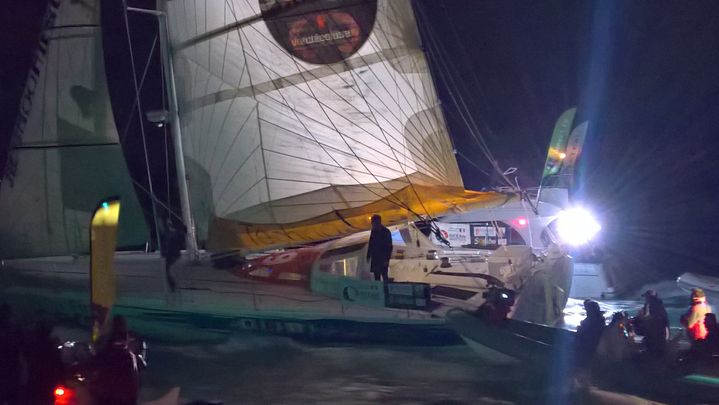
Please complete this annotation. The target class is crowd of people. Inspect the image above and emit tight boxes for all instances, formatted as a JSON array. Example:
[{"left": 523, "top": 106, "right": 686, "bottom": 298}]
[
  {"left": 576, "top": 288, "right": 719, "bottom": 369},
  {"left": 0, "top": 303, "right": 144, "bottom": 405}
]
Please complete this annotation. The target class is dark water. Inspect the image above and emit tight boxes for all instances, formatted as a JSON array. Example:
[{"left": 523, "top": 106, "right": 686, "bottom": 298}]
[{"left": 55, "top": 281, "right": 695, "bottom": 404}]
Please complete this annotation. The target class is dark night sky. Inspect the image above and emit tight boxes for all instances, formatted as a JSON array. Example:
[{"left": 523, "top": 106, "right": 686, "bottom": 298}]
[
  {"left": 416, "top": 0, "right": 719, "bottom": 288},
  {"left": 1, "top": 1, "right": 719, "bottom": 290}
]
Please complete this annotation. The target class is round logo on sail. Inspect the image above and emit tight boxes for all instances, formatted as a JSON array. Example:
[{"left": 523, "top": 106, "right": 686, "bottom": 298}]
[{"left": 259, "top": 0, "right": 377, "bottom": 65}]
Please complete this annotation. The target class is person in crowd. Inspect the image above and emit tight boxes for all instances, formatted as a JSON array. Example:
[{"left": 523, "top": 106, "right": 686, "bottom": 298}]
[
  {"left": 699, "top": 313, "right": 719, "bottom": 356},
  {"left": 595, "top": 311, "right": 633, "bottom": 367},
  {"left": 0, "top": 303, "right": 23, "bottom": 404},
  {"left": 366, "top": 214, "right": 393, "bottom": 282},
  {"left": 680, "top": 288, "right": 712, "bottom": 344},
  {"left": 21, "top": 321, "right": 64, "bottom": 405},
  {"left": 634, "top": 290, "right": 670, "bottom": 358},
  {"left": 576, "top": 299, "right": 606, "bottom": 365},
  {"left": 91, "top": 316, "right": 142, "bottom": 405}
]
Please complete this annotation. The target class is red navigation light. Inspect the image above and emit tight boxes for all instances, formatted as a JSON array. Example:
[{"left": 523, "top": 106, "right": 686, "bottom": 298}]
[
  {"left": 316, "top": 15, "right": 326, "bottom": 29},
  {"left": 515, "top": 217, "right": 527, "bottom": 227},
  {"left": 54, "top": 385, "right": 75, "bottom": 405}
]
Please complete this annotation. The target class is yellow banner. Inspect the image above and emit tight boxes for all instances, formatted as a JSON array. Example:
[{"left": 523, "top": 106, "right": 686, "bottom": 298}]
[{"left": 90, "top": 198, "right": 120, "bottom": 342}]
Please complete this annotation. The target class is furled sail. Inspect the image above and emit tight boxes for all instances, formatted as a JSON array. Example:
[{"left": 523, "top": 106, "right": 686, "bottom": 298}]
[
  {"left": 165, "top": 0, "right": 508, "bottom": 252},
  {"left": 0, "top": 0, "right": 148, "bottom": 259}
]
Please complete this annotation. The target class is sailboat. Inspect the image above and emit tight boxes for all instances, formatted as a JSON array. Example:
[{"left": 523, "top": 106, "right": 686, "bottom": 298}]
[{"left": 0, "top": 0, "right": 585, "bottom": 344}]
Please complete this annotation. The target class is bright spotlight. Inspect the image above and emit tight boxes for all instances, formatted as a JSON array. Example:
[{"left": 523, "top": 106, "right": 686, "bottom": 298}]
[{"left": 556, "top": 207, "right": 601, "bottom": 246}]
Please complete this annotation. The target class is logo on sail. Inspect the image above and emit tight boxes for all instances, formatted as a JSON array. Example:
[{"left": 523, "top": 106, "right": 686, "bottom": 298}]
[{"left": 259, "top": 0, "right": 377, "bottom": 65}]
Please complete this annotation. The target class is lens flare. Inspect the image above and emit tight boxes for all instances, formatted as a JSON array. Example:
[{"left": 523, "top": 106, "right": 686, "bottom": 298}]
[{"left": 556, "top": 207, "right": 601, "bottom": 245}]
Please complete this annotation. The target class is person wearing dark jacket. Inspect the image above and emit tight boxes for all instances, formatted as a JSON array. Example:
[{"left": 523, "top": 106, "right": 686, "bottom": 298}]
[
  {"left": 634, "top": 290, "right": 669, "bottom": 358},
  {"left": 0, "top": 303, "right": 22, "bottom": 404},
  {"left": 160, "top": 218, "right": 185, "bottom": 292},
  {"left": 91, "top": 316, "right": 141, "bottom": 405},
  {"left": 366, "top": 214, "right": 393, "bottom": 282},
  {"left": 576, "top": 300, "right": 606, "bottom": 365},
  {"left": 21, "top": 321, "right": 64, "bottom": 405}
]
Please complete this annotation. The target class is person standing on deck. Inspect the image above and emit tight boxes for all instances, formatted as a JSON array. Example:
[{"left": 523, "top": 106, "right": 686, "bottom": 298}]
[
  {"left": 366, "top": 214, "right": 393, "bottom": 282},
  {"left": 160, "top": 217, "right": 185, "bottom": 293}
]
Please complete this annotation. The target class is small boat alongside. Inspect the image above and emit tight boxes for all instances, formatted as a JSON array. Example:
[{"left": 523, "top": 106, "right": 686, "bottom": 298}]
[{"left": 447, "top": 302, "right": 719, "bottom": 403}]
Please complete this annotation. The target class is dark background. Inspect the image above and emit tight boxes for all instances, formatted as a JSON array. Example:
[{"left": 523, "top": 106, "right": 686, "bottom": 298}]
[{"left": 2, "top": 0, "right": 718, "bottom": 291}]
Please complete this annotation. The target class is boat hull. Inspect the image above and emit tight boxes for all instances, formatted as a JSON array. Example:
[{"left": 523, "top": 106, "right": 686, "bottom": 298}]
[
  {"left": 445, "top": 309, "right": 575, "bottom": 365},
  {"left": 0, "top": 253, "right": 460, "bottom": 345}
]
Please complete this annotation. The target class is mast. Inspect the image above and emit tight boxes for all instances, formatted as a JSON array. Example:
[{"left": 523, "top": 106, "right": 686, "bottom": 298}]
[
  {"left": 158, "top": 9, "right": 199, "bottom": 261},
  {"left": 127, "top": 4, "right": 199, "bottom": 261}
]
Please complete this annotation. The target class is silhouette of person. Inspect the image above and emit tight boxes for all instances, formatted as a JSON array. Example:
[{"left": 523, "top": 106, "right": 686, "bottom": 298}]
[
  {"left": 160, "top": 217, "right": 185, "bottom": 292},
  {"left": 92, "top": 316, "right": 141, "bottom": 405},
  {"left": 366, "top": 214, "right": 392, "bottom": 282}
]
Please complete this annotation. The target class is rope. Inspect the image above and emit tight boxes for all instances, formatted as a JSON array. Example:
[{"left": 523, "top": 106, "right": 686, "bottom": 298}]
[{"left": 123, "top": 1, "right": 161, "bottom": 248}]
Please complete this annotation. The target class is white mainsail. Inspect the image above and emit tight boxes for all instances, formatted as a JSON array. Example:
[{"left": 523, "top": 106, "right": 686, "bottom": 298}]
[
  {"left": 0, "top": 0, "right": 148, "bottom": 259},
  {"left": 166, "top": 0, "right": 507, "bottom": 251}
]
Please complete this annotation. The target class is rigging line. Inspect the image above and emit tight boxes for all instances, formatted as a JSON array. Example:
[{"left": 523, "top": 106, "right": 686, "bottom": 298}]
[
  {"left": 12, "top": 142, "right": 120, "bottom": 150},
  {"left": 255, "top": 107, "right": 448, "bottom": 182},
  {"left": 196, "top": 70, "right": 220, "bottom": 167},
  {"left": 265, "top": 175, "right": 399, "bottom": 187},
  {"left": 261, "top": 148, "right": 403, "bottom": 183},
  {"left": 159, "top": 32, "right": 171, "bottom": 217},
  {"left": 224, "top": 54, "right": 447, "bottom": 181},
  {"left": 335, "top": 44, "right": 449, "bottom": 178},
  {"left": 440, "top": 26, "right": 499, "bottom": 170},
  {"left": 212, "top": 104, "right": 259, "bottom": 201},
  {"left": 174, "top": 54, "right": 446, "bottom": 178},
  {"left": 415, "top": 6, "right": 494, "bottom": 158},
  {"left": 197, "top": 55, "right": 445, "bottom": 182},
  {"left": 231, "top": 1, "right": 282, "bottom": 229},
  {"left": 222, "top": 13, "right": 444, "bottom": 171},
  {"left": 418, "top": 8, "right": 513, "bottom": 189},
  {"left": 223, "top": 3, "right": 451, "bottom": 225},
  {"left": 407, "top": 47, "right": 459, "bottom": 180},
  {"left": 283, "top": 48, "right": 425, "bottom": 219},
  {"left": 217, "top": 176, "right": 267, "bottom": 217},
  {"left": 128, "top": 174, "right": 183, "bottom": 223},
  {"left": 213, "top": 129, "right": 261, "bottom": 206},
  {"left": 186, "top": 66, "right": 201, "bottom": 157},
  {"left": 441, "top": 10, "right": 495, "bottom": 138},
  {"left": 243, "top": 78, "right": 445, "bottom": 179},
  {"left": 418, "top": 7, "right": 515, "bottom": 189},
  {"left": 228, "top": 55, "right": 423, "bottom": 167},
  {"left": 421, "top": 20, "right": 493, "bottom": 162},
  {"left": 123, "top": 1, "right": 161, "bottom": 247},
  {"left": 117, "top": 35, "right": 159, "bottom": 144},
  {"left": 188, "top": 70, "right": 212, "bottom": 163},
  {"left": 348, "top": 58, "right": 436, "bottom": 221},
  {"left": 232, "top": 4, "right": 418, "bottom": 219},
  {"left": 202, "top": 16, "right": 234, "bottom": 168},
  {"left": 361, "top": 9, "right": 452, "bottom": 178},
  {"left": 456, "top": 150, "right": 492, "bottom": 178},
  {"left": 333, "top": 210, "right": 360, "bottom": 230},
  {"left": 371, "top": 4, "right": 438, "bottom": 116},
  {"left": 205, "top": 31, "right": 249, "bottom": 174},
  {"left": 204, "top": 90, "right": 240, "bottom": 177}
]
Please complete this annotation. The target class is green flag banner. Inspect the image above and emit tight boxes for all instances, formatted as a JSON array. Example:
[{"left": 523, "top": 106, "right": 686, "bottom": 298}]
[{"left": 542, "top": 107, "right": 577, "bottom": 180}]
